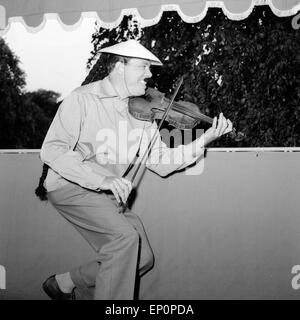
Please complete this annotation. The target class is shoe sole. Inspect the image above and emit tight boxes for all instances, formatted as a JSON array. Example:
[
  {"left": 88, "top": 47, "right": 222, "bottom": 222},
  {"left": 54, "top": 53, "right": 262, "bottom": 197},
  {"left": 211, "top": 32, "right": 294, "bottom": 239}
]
[
  {"left": 42, "top": 280, "right": 57, "bottom": 300},
  {"left": 42, "top": 279, "right": 75, "bottom": 300}
]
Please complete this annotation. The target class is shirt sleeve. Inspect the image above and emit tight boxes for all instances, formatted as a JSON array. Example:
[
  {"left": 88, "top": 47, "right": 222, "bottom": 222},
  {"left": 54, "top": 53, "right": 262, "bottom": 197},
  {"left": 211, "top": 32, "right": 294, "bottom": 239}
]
[
  {"left": 144, "top": 122, "right": 204, "bottom": 177},
  {"left": 40, "top": 92, "right": 112, "bottom": 190}
]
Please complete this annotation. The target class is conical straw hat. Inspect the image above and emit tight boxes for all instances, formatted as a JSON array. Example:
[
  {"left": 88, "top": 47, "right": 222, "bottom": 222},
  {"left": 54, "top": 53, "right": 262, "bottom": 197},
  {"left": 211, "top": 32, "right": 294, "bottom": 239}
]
[{"left": 99, "top": 40, "right": 163, "bottom": 66}]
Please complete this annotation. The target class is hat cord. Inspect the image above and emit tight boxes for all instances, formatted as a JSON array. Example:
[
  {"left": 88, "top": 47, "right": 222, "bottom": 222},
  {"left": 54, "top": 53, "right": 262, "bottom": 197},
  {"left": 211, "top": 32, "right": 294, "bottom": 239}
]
[
  {"left": 123, "top": 63, "right": 133, "bottom": 97},
  {"left": 108, "top": 59, "right": 132, "bottom": 99}
]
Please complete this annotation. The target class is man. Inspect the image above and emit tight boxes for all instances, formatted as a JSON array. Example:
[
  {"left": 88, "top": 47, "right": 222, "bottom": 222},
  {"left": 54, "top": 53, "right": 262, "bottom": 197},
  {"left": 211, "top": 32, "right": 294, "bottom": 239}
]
[{"left": 40, "top": 39, "right": 232, "bottom": 300}]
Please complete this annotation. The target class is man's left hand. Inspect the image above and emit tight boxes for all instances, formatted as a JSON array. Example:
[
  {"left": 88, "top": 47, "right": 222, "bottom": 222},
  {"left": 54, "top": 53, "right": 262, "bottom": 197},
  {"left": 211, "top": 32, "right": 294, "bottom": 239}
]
[{"left": 204, "top": 113, "right": 233, "bottom": 146}]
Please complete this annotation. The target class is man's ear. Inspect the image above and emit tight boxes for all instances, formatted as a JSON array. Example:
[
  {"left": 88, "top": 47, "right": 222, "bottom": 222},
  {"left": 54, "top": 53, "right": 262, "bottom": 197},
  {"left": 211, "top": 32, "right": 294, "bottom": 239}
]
[{"left": 114, "top": 61, "right": 125, "bottom": 74}]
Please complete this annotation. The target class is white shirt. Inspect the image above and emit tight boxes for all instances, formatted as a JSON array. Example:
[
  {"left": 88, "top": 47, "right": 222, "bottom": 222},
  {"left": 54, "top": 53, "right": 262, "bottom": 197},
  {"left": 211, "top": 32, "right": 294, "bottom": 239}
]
[{"left": 40, "top": 77, "right": 202, "bottom": 192}]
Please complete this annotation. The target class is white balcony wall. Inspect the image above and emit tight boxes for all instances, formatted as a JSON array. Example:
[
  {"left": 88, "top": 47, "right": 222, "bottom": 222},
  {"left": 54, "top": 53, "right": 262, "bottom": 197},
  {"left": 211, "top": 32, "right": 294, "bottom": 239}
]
[{"left": 0, "top": 149, "right": 299, "bottom": 299}]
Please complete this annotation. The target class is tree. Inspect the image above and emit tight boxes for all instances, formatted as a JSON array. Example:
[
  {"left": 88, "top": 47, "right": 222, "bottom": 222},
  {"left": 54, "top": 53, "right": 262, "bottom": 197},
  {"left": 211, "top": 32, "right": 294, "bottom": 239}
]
[
  {"left": 0, "top": 37, "right": 26, "bottom": 148},
  {"left": 18, "top": 90, "right": 60, "bottom": 148},
  {"left": 0, "top": 38, "right": 60, "bottom": 148},
  {"left": 84, "top": 6, "right": 300, "bottom": 147}
]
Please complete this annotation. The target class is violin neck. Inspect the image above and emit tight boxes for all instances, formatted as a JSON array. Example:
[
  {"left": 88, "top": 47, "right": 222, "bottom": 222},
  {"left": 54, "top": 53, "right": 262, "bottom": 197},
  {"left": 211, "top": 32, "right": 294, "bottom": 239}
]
[{"left": 172, "top": 101, "right": 213, "bottom": 125}]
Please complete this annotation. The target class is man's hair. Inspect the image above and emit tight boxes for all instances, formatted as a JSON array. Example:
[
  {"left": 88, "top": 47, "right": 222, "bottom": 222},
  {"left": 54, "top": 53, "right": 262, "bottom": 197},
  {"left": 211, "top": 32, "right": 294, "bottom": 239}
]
[
  {"left": 83, "top": 53, "right": 131, "bottom": 85},
  {"left": 104, "top": 54, "right": 130, "bottom": 74}
]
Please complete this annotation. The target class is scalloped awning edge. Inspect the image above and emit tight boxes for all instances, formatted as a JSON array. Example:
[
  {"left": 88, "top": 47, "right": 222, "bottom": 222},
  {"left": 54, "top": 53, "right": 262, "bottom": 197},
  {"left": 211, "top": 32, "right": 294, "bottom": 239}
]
[{"left": 1, "top": 1, "right": 300, "bottom": 35}]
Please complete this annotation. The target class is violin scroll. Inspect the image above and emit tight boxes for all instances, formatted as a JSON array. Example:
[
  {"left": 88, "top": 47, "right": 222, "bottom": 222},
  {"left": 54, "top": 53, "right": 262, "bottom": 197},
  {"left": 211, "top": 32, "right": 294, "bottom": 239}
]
[{"left": 228, "top": 128, "right": 246, "bottom": 142}]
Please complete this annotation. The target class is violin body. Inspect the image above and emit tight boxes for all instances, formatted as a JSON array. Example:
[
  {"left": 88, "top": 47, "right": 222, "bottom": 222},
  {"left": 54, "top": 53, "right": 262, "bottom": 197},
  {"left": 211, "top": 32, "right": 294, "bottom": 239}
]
[
  {"left": 129, "top": 88, "right": 206, "bottom": 130},
  {"left": 129, "top": 87, "right": 245, "bottom": 141}
]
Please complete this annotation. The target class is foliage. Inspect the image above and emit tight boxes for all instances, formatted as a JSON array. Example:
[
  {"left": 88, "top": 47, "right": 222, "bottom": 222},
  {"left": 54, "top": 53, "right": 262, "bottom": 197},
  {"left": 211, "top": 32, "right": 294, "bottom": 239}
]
[
  {"left": 0, "top": 38, "right": 60, "bottom": 148},
  {"left": 84, "top": 7, "right": 300, "bottom": 147},
  {"left": 0, "top": 38, "right": 26, "bottom": 147},
  {"left": 17, "top": 90, "right": 60, "bottom": 148}
]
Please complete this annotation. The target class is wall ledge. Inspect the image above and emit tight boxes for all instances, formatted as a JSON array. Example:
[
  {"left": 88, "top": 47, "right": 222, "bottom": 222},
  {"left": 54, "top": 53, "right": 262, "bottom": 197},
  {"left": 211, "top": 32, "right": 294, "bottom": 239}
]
[{"left": 0, "top": 147, "right": 300, "bottom": 154}]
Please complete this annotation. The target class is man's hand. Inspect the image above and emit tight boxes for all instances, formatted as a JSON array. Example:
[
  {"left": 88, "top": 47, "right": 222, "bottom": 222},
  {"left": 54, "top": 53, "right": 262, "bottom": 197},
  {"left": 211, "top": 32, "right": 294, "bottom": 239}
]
[
  {"left": 204, "top": 113, "right": 233, "bottom": 146},
  {"left": 100, "top": 177, "right": 132, "bottom": 205}
]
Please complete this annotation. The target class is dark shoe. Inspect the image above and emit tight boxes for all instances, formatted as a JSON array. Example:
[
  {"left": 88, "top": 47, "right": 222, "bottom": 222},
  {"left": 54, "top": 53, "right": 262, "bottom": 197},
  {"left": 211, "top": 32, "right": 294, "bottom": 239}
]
[{"left": 43, "top": 275, "right": 76, "bottom": 300}]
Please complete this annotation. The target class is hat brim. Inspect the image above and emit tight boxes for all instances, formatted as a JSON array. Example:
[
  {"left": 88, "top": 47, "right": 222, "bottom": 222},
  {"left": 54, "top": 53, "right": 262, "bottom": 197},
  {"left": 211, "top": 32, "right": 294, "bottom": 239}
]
[
  {"left": 99, "top": 40, "right": 163, "bottom": 66},
  {"left": 100, "top": 52, "right": 162, "bottom": 66}
]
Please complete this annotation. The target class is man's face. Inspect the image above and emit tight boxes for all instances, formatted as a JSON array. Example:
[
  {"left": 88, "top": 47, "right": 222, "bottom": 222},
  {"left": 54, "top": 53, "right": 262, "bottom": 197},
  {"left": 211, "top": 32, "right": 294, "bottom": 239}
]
[{"left": 124, "top": 58, "right": 152, "bottom": 96}]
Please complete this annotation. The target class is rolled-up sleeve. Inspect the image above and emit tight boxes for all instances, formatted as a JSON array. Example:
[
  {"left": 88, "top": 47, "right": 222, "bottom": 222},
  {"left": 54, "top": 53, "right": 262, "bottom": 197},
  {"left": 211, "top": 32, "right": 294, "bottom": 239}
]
[{"left": 40, "top": 93, "right": 109, "bottom": 190}]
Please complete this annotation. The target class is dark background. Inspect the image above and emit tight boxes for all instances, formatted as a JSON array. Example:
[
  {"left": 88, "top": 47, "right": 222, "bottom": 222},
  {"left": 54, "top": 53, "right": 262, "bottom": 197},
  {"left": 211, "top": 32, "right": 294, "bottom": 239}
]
[{"left": 0, "top": 6, "right": 299, "bottom": 149}]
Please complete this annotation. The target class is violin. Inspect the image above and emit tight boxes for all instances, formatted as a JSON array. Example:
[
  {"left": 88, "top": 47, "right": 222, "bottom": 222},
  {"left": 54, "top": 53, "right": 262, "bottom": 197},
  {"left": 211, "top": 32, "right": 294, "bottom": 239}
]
[
  {"left": 119, "top": 80, "right": 244, "bottom": 213},
  {"left": 129, "top": 87, "right": 245, "bottom": 141}
]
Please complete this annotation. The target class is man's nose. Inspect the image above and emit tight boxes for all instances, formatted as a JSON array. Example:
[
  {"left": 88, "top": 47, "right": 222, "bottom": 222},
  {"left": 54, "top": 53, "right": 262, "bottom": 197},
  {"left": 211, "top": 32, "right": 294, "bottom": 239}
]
[{"left": 145, "top": 66, "right": 152, "bottom": 78}]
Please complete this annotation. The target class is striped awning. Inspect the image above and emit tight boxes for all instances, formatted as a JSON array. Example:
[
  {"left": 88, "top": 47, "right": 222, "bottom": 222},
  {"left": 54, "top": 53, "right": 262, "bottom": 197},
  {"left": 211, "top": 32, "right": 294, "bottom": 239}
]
[{"left": 0, "top": 0, "right": 299, "bottom": 31}]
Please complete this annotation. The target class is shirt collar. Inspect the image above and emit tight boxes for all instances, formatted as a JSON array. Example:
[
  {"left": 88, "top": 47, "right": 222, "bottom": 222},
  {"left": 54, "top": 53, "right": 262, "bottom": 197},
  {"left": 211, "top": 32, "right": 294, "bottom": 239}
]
[
  {"left": 79, "top": 77, "right": 128, "bottom": 113},
  {"left": 102, "top": 77, "right": 129, "bottom": 113}
]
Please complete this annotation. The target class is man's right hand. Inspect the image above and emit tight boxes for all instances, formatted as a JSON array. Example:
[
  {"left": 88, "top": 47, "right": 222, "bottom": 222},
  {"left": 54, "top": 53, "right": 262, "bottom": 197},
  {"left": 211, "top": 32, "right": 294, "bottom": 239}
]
[{"left": 100, "top": 177, "right": 132, "bottom": 205}]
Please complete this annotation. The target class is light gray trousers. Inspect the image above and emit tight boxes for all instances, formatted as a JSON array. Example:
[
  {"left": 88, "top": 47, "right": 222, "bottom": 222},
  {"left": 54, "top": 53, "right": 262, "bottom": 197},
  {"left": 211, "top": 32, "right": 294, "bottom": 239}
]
[{"left": 47, "top": 182, "right": 154, "bottom": 300}]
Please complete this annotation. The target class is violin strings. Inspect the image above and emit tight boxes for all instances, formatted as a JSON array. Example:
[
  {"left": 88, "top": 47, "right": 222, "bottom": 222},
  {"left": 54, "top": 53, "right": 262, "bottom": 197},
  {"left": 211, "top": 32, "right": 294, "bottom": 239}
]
[
  {"left": 130, "top": 78, "right": 184, "bottom": 184},
  {"left": 119, "top": 78, "right": 184, "bottom": 213}
]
